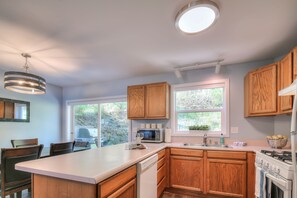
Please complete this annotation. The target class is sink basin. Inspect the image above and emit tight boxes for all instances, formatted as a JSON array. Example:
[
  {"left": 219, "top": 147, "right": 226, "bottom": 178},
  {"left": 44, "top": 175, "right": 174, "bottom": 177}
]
[{"left": 183, "top": 143, "right": 230, "bottom": 148}]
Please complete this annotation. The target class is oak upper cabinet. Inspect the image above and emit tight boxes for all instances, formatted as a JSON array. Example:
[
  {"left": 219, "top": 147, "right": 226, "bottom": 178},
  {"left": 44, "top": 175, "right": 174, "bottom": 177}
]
[
  {"left": 206, "top": 151, "right": 247, "bottom": 198},
  {"left": 127, "top": 85, "right": 145, "bottom": 119},
  {"left": 293, "top": 47, "right": 297, "bottom": 79},
  {"left": 127, "top": 82, "right": 170, "bottom": 119},
  {"left": 170, "top": 148, "right": 204, "bottom": 192},
  {"left": 244, "top": 63, "right": 278, "bottom": 117},
  {"left": 279, "top": 52, "right": 293, "bottom": 113}
]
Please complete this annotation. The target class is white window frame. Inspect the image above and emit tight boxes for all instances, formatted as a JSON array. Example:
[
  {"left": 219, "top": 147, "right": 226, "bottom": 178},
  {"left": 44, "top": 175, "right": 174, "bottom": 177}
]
[
  {"left": 171, "top": 79, "right": 230, "bottom": 137},
  {"left": 66, "top": 95, "right": 131, "bottom": 147}
]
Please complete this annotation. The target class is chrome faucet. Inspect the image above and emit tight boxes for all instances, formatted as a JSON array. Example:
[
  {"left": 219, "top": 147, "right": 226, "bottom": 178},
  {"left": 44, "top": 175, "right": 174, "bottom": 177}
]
[{"left": 203, "top": 133, "right": 207, "bottom": 146}]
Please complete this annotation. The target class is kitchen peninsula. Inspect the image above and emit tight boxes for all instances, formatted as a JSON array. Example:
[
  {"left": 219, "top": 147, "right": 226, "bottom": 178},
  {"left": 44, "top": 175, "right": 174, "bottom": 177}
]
[{"left": 16, "top": 143, "right": 261, "bottom": 198}]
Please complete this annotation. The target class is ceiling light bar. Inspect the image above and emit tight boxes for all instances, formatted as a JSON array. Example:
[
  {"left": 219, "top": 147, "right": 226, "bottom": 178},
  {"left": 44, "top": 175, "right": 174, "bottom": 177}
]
[{"left": 175, "top": 59, "right": 224, "bottom": 71}]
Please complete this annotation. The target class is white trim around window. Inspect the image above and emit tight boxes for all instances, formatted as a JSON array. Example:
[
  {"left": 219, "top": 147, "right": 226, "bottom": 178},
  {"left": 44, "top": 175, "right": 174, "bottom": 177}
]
[
  {"left": 171, "top": 79, "right": 230, "bottom": 137},
  {"left": 65, "top": 95, "right": 131, "bottom": 146}
]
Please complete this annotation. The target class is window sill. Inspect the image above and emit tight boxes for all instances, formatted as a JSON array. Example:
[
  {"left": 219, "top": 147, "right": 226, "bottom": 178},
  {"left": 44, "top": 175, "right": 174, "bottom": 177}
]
[{"left": 171, "top": 132, "right": 229, "bottom": 138}]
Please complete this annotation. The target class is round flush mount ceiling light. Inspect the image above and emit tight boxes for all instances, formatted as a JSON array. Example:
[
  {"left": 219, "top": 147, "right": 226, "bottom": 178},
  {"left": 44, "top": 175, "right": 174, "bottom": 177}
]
[{"left": 175, "top": 0, "right": 220, "bottom": 34}]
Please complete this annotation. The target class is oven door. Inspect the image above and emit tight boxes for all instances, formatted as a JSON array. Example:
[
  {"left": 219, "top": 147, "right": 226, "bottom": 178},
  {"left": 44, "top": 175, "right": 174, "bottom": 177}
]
[{"left": 266, "top": 173, "right": 292, "bottom": 198}]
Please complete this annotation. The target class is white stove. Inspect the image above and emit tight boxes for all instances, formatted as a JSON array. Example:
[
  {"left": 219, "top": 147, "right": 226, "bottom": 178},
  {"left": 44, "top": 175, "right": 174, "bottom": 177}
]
[{"left": 255, "top": 150, "right": 294, "bottom": 198}]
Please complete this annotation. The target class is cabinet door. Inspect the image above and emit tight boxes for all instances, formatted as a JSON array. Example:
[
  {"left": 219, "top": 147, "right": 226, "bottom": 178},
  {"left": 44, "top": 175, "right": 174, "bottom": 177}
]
[
  {"left": 170, "top": 155, "right": 203, "bottom": 192},
  {"left": 107, "top": 178, "right": 136, "bottom": 198},
  {"left": 246, "top": 63, "right": 277, "bottom": 115},
  {"left": 127, "top": 85, "right": 145, "bottom": 119},
  {"left": 293, "top": 47, "right": 297, "bottom": 79},
  {"left": 279, "top": 53, "right": 293, "bottom": 112},
  {"left": 247, "top": 153, "right": 256, "bottom": 198},
  {"left": 146, "top": 82, "right": 169, "bottom": 119},
  {"left": 206, "top": 159, "right": 246, "bottom": 198}
]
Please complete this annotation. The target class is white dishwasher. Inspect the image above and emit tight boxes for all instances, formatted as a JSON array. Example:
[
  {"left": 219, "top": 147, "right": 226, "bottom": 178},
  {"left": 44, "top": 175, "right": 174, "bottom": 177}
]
[{"left": 137, "top": 154, "right": 158, "bottom": 198}]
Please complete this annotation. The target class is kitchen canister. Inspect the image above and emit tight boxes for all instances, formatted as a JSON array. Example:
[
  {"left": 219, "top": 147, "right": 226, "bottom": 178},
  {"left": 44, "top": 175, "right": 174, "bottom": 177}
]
[
  {"left": 145, "top": 123, "right": 150, "bottom": 129},
  {"left": 165, "top": 128, "right": 172, "bottom": 143},
  {"left": 151, "top": 123, "right": 156, "bottom": 129},
  {"left": 140, "top": 123, "right": 145, "bottom": 129},
  {"left": 157, "top": 123, "right": 162, "bottom": 129}
]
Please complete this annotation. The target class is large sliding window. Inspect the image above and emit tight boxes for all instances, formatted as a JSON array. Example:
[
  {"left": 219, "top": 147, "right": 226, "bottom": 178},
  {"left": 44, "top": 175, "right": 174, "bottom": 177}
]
[{"left": 67, "top": 96, "right": 130, "bottom": 147}]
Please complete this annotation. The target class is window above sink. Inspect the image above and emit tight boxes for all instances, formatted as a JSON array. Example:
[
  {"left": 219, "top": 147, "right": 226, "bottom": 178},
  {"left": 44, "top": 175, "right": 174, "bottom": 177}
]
[{"left": 171, "top": 79, "right": 229, "bottom": 137}]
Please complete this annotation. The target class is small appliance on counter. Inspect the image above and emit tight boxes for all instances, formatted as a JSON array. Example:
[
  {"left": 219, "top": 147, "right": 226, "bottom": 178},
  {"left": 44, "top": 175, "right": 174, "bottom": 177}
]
[{"left": 136, "top": 129, "right": 164, "bottom": 143}]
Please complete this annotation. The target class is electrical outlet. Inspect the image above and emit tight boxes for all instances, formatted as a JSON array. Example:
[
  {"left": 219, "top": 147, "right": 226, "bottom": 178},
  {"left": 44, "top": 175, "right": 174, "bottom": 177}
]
[{"left": 231, "top": 127, "right": 239, "bottom": 134}]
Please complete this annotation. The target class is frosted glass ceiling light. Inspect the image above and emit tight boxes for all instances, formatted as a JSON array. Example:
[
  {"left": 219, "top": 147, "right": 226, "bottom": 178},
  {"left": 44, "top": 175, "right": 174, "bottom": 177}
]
[{"left": 176, "top": 0, "right": 219, "bottom": 34}]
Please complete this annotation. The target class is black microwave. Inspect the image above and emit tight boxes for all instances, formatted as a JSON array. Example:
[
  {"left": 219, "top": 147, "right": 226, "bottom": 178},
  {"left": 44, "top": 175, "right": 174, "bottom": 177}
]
[{"left": 136, "top": 129, "right": 164, "bottom": 143}]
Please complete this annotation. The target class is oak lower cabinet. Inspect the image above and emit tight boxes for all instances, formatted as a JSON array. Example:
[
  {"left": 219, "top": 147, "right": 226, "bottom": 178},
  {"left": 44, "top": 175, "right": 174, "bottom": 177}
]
[
  {"left": 170, "top": 148, "right": 204, "bottom": 192},
  {"left": 98, "top": 165, "right": 137, "bottom": 198},
  {"left": 127, "top": 82, "right": 170, "bottom": 120},
  {"left": 206, "top": 151, "right": 247, "bottom": 198},
  {"left": 157, "top": 149, "right": 168, "bottom": 197},
  {"left": 244, "top": 63, "right": 278, "bottom": 117}
]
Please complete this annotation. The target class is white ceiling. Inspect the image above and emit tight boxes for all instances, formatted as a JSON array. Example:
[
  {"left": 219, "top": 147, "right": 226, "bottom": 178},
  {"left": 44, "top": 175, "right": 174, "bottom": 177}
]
[{"left": 0, "top": 0, "right": 297, "bottom": 87}]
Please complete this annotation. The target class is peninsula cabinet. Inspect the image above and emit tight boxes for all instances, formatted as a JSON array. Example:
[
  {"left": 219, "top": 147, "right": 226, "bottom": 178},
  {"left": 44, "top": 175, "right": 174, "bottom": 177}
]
[
  {"left": 244, "top": 63, "right": 278, "bottom": 117},
  {"left": 170, "top": 148, "right": 204, "bottom": 192},
  {"left": 98, "top": 165, "right": 137, "bottom": 198},
  {"left": 205, "top": 151, "right": 247, "bottom": 197},
  {"left": 127, "top": 82, "right": 170, "bottom": 120}
]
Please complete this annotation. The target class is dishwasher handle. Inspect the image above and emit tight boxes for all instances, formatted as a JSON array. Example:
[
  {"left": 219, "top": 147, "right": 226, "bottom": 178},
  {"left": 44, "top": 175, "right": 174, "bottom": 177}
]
[{"left": 138, "top": 154, "right": 158, "bottom": 173}]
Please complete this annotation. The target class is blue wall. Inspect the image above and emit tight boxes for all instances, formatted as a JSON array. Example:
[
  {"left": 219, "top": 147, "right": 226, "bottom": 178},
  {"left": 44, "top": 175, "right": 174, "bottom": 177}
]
[
  {"left": 63, "top": 59, "right": 278, "bottom": 141},
  {"left": 0, "top": 69, "right": 63, "bottom": 148}
]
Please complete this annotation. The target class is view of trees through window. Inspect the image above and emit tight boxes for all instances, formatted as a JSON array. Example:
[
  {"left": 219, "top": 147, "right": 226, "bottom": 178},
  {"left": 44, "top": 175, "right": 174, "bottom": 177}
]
[
  {"left": 73, "top": 101, "right": 128, "bottom": 147},
  {"left": 100, "top": 102, "right": 128, "bottom": 146},
  {"left": 175, "top": 87, "right": 224, "bottom": 132}
]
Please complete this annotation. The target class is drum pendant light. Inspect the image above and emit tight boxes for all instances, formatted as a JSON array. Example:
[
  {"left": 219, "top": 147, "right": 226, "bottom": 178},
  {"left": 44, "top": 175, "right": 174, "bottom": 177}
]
[{"left": 4, "top": 53, "right": 46, "bottom": 95}]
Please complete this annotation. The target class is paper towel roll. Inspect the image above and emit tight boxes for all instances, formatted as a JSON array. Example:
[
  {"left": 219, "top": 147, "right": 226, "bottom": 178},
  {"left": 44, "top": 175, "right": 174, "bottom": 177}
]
[{"left": 165, "top": 128, "right": 172, "bottom": 143}]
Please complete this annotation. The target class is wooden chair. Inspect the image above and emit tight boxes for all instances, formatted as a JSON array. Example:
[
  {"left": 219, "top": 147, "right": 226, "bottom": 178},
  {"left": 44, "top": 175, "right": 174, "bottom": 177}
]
[
  {"left": 1, "top": 145, "right": 43, "bottom": 198},
  {"left": 74, "top": 141, "right": 91, "bottom": 149},
  {"left": 49, "top": 141, "right": 75, "bottom": 156},
  {"left": 11, "top": 138, "right": 38, "bottom": 148}
]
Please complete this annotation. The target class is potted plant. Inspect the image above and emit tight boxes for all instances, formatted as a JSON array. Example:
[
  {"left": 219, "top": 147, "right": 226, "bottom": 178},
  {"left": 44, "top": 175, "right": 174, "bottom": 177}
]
[{"left": 188, "top": 125, "right": 210, "bottom": 131}]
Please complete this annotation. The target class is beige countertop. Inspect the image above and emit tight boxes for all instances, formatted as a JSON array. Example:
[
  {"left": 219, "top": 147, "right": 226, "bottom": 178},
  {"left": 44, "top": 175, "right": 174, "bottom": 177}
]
[{"left": 15, "top": 142, "right": 284, "bottom": 184}]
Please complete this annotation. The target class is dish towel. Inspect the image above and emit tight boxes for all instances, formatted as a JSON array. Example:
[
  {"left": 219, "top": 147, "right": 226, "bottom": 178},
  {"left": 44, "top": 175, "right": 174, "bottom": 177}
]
[
  {"left": 259, "top": 169, "right": 267, "bottom": 198},
  {"left": 255, "top": 166, "right": 261, "bottom": 197}
]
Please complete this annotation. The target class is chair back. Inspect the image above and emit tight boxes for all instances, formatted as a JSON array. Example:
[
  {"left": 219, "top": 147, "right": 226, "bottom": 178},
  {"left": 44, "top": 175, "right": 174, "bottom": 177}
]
[
  {"left": 1, "top": 145, "right": 43, "bottom": 197},
  {"left": 11, "top": 138, "right": 38, "bottom": 148},
  {"left": 74, "top": 141, "right": 90, "bottom": 149},
  {"left": 50, "top": 141, "right": 75, "bottom": 156}
]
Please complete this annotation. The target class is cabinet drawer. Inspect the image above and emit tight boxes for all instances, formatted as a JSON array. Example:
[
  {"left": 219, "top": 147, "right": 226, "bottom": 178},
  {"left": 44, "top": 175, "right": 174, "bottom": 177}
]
[
  {"left": 157, "top": 156, "right": 165, "bottom": 170},
  {"left": 157, "top": 176, "right": 166, "bottom": 198},
  {"left": 171, "top": 148, "right": 203, "bottom": 157},
  {"left": 98, "top": 165, "right": 136, "bottom": 197},
  {"left": 158, "top": 149, "right": 165, "bottom": 159},
  {"left": 207, "top": 151, "right": 246, "bottom": 160},
  {"left": 157, "top": 164, "right": 166, "bottom": 184}
]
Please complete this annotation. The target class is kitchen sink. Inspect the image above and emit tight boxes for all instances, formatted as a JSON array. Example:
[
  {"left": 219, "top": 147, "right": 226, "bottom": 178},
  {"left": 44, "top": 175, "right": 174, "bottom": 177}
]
[{"left": 183, "top": 143, "right": 230, "bottom": 148}]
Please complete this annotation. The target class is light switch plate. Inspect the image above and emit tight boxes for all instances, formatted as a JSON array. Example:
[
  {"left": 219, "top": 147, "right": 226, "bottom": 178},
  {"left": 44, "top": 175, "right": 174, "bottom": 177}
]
[{"left": 231, "top": 127, "right": 239, "bottom": 134}]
